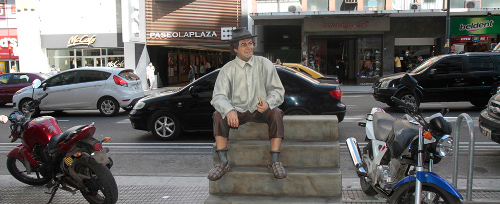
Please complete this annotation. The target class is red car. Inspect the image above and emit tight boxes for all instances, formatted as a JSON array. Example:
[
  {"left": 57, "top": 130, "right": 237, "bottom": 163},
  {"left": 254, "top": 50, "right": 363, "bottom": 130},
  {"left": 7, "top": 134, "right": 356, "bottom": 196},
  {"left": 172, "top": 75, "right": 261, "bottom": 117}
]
[{"left": 0, "top": 72, "right": 50, "bottom": 105}]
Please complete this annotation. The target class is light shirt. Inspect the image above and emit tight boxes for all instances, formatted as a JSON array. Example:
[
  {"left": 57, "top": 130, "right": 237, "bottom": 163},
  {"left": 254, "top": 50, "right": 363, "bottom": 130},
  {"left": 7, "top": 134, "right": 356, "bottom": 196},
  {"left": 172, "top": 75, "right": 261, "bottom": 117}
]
[
  {"left": 211, "top": 56, "right": 285, "bottom": 118},
  {"left": 147, "top": 65, "right": 155, "bottom": 78},
  {"left": 394, "top": 57, "right": 401, "bottom": 67}
]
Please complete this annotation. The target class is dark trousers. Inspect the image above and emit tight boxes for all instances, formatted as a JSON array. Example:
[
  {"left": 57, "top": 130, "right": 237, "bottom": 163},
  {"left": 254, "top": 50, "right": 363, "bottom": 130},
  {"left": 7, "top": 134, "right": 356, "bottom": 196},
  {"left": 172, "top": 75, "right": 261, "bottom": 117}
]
[{"left": 213, "top": 108, "right": 284, "bottom": 140}]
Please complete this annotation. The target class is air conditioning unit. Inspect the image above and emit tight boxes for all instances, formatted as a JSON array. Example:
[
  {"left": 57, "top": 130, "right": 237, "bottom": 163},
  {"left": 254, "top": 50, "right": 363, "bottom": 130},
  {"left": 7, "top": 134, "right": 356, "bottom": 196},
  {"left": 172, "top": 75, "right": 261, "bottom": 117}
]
[
  {"left": 410, "top": 3, "right": 421, "bottom": 10},
  {"left": 464, "top": 0, "right": 479, "bottom": 8},
  {"left": 288, "top": 5, "right": 302, "bottom": 12}
]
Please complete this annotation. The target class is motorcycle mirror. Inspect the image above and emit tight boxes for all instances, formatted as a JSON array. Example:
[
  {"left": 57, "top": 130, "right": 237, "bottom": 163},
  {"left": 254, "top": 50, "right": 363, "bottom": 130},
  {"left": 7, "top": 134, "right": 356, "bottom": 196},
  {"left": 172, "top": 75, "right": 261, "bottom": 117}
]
[
  {"left": 0, "top": 115, "right": 7, "bottom": 123},
  {"left": 400, "top": 74, "right": 417, "bottom": 91},
  {"left": 32, "top": 79, "right": 42, "bottom": 89}
]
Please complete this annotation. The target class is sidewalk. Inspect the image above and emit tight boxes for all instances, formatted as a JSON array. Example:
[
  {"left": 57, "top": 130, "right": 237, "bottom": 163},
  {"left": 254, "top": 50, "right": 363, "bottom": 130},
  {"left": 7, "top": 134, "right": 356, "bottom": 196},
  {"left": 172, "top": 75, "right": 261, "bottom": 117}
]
[{"left": 1, "top": 175, "right": 500, "bottom": 203}]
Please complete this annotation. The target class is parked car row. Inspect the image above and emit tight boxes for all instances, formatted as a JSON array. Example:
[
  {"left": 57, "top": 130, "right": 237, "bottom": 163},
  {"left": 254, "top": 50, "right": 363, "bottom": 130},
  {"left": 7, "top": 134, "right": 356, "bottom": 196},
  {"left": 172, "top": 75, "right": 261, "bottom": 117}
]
[
  {"left": 129, "top": 65, "right": 346, "bottom": 140},
  {"left": 11, "top": 67, "right": 144, "bottom": 117},
  {"left": 372, "top": 52, "right": 500, "bottom": 145}
]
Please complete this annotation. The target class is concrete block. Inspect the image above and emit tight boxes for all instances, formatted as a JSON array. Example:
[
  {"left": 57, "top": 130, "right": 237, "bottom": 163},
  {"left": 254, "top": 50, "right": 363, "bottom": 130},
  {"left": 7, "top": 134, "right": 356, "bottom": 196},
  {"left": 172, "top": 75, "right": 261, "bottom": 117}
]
[
  {"left": 209, "top": 167, "right": 342, "bottom": 197},
  {"left": 204, "top": 194, "right": 341, "bottom": 204},
  {"left": 212, "top": 140, "right": 340, "bottom": 168},
  {"left": 229, "top": 115, "right": 338, "bottom": 141}
]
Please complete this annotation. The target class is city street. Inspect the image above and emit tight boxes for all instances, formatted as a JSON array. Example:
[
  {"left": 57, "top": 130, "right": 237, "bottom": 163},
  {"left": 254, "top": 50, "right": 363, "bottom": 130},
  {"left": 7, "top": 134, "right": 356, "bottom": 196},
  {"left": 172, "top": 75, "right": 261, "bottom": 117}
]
[{"left": 1, "top": 93, "right": 499, "bottom": 181}]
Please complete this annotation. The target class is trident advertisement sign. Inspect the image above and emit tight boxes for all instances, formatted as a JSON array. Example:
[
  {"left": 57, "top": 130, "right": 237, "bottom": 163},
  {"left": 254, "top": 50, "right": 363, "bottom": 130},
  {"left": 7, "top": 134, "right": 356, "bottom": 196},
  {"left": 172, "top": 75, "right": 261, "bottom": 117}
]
[{"left": 451, "top": 16, "right": 500, "bottom": 35}]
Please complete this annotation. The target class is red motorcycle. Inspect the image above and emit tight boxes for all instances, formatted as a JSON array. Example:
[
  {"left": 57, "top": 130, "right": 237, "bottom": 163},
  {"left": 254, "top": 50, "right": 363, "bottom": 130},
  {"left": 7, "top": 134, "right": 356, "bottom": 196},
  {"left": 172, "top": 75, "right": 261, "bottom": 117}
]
[{"left": 0, "top": 79, "right": 118, "bottom": 204}]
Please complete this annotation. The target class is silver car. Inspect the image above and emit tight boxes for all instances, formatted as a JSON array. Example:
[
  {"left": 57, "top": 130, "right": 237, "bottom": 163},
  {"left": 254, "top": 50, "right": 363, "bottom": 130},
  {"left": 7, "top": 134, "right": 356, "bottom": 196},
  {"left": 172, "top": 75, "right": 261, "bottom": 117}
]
[{"left": 13, "top": 67, "right": 144, "bottom": 117}]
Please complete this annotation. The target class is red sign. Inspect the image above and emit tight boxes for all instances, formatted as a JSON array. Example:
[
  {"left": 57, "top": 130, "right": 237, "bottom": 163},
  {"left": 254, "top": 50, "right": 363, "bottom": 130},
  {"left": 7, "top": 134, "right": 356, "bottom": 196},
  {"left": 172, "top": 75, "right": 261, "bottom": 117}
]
[
  {"left": 458, "top": 35, "right": 489, "bottom": 43},
  {"left": 0, "top": 29, "right": 18, "bottom": 59}
]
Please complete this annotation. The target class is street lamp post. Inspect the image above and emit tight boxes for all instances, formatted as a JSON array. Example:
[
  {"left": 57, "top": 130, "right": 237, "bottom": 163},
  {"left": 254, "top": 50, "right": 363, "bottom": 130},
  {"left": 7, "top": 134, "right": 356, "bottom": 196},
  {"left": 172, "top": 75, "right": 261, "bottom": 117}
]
[{"left": 444, "top": 0, "right": 451, "bottom": 54}]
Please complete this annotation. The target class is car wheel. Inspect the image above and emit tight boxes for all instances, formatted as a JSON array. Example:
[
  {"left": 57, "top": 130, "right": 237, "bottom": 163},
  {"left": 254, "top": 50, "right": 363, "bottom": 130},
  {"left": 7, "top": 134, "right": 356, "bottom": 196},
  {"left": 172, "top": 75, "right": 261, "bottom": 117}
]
[
  {"left": 98, "top": 97, "right": 120, "bottom": 117},
  {"left": 149, "top": 111, "right": 181, "bottom": 140},
  {"left": 470, "top": 100, "right": 488, "bottom": 107},
  {"left": 397, "top": 91, "right": 420, "bottom": 108},
  {"left": 19, "top": 98, "right": 40, "bottom": 117}
]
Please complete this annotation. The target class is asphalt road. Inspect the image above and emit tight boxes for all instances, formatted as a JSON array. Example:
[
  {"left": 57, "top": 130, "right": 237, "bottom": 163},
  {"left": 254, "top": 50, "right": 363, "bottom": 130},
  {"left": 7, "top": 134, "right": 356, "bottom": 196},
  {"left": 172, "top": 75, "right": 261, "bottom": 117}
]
[{"left": 0, "top": 95, "right": 499, "bottom": 181}]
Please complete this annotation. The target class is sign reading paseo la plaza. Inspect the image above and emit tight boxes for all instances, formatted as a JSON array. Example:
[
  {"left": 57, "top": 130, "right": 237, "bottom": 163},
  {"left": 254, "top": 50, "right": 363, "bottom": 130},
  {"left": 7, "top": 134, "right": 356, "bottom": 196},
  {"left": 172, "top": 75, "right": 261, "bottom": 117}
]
[{"left": 149, "top": 31, "right": 218, "bottom": 39}]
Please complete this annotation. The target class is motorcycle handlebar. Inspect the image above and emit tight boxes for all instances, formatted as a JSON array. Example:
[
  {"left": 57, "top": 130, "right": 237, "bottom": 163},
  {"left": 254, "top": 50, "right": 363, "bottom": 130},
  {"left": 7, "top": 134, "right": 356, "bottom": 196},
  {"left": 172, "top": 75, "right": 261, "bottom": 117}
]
[{"left": 391, "top": 96, "right": 409, "bottom": 109}]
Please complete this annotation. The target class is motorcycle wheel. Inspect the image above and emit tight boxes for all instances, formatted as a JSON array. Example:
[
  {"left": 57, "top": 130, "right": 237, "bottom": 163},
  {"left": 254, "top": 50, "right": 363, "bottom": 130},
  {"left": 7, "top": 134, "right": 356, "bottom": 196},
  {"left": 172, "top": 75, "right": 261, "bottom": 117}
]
[
  {"left": 388, "top": 182, "right": 462, "bottom": 204},
  {"left": 6, "top": 157, "right": 50, "bottom": 186},
  {"left": 73, "top": 158, "right": 118, "bottom": 204},
  {"left": 360, "top": 176, "right": 378, "bottom": 196}
]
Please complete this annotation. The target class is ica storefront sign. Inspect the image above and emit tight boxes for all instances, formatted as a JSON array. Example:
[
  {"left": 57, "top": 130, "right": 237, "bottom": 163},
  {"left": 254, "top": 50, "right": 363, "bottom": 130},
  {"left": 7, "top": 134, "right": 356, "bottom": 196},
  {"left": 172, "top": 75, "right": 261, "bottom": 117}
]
[{"left": 451, "top": 16, "right": 500, "bottom": 35}]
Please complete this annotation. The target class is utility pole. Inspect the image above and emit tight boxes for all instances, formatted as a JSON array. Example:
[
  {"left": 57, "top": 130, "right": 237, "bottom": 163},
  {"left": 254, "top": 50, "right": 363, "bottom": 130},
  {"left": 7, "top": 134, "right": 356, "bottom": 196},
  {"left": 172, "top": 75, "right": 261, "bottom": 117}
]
[{"left": 444, "top": 0, "right": 451, "bottom": 54}]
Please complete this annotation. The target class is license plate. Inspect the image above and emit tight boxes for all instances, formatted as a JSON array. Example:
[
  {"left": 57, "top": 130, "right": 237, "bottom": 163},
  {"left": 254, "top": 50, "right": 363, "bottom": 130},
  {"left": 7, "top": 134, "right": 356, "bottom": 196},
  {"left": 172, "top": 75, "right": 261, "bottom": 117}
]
[{"left": 481, "top": 126, "right": 492, "bottom": 140}]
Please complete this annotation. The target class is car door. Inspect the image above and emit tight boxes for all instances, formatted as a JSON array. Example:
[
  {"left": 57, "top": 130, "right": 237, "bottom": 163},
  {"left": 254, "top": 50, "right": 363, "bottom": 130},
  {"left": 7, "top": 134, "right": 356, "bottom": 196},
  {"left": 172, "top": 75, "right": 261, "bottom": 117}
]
[
  {"left": 2, "top": 74, "right": 32, "bottom": 103},
  {"left": 0, "top": 74, "right": 12, "bottom": 103},
  {"left": 417, "top": 56, "right": 465, "bottom": 101},
  {"left": 38, "top": 71, "right": 77, "bottom": 109},
  {"left": 72, "top": 70, "right": 108, "bottom": 108},
  {"left": 463, "top": 55, "right": 500, "bottom": 100},
  {"left": 181, "top": 71, "right": 219, "bottom": 131}
]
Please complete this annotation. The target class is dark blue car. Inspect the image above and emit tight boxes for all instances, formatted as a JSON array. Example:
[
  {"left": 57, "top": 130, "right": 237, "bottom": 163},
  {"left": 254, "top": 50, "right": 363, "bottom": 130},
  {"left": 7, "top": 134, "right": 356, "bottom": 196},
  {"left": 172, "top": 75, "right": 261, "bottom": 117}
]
[{"left": 129, "top": 65, "right": 346, "bottom": 140}]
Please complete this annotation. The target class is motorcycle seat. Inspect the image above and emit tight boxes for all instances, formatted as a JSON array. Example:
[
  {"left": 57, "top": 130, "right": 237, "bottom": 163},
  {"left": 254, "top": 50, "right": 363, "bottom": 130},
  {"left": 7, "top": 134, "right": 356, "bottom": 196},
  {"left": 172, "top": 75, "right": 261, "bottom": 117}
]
[
  {"left": 47, "top": 125, "right": 88, "bottom": 154},
  {"left": 373, "top": 112, "right": 397, "bottom": 142}
]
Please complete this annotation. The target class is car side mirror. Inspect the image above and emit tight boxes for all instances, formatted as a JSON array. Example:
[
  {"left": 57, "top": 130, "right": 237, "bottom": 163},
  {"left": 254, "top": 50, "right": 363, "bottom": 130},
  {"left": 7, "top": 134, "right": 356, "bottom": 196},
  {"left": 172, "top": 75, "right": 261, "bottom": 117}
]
[
  {"left": 42, "top": 83, "right": 47, "bottom": 91},
  {"left": 189, "top": 86, "right": 199, "bottom": 98}
]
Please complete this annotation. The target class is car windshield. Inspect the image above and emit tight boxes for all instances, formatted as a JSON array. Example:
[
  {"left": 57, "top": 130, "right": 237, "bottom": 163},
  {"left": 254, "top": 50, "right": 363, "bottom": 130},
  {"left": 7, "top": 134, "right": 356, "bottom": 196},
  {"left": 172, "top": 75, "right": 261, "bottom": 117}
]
[
  {"left": 38, "top": 73, "right": 52, "bottom": 80},
  {"left": 119, "top": 70, "right": 140, "bottom": 81},
  {"left": 409, "top": 55, "right": 446, "bottom": 74}
]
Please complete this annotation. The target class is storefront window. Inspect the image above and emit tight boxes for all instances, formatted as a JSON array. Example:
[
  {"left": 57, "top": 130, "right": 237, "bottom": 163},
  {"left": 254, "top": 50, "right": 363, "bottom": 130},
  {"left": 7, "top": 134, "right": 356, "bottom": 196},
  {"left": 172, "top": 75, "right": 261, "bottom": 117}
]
[
  {"left": 48, "top": 48, "right": 124, "bottom": 71},
  {"left": 357, "top": 37, "right": 382, "bottom": 78}
]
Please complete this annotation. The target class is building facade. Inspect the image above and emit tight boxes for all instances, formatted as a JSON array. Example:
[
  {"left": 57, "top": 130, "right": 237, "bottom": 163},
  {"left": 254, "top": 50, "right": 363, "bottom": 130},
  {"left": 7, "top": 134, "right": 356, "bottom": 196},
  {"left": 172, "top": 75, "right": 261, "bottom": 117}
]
[{"left": 250, "top": 0, "right": 500, "bottom": 85}]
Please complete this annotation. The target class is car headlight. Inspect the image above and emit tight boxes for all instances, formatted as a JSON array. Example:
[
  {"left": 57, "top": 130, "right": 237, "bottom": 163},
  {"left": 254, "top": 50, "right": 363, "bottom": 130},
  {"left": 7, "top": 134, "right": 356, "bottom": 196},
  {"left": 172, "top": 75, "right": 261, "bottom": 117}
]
[
  {"left": 436, "top": 135, "right": 453, "bottom": 158},
  {"left": 14, "top": 87, "right": 28, "bottom": 96},
  {"left": 133, "top": 101, "right": 145, "bottom": 110},
  {"left": 380, "top": 80, "right": 393, "bottom": 88}
]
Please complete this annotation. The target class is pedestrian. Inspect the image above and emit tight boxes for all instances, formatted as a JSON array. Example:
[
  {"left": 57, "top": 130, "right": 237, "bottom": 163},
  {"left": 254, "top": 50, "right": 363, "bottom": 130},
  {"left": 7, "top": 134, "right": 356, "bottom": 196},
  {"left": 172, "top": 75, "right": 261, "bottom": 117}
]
[
  {"left": 188, "top": 64, "right": 196, "bottom": 82},
  {"left": 208, "top": 27, "right": 286, "bottom": 181},
  {"left": 10, "top": 65, "right": 17, "bottom": 73},
  {"left": 394, "top": 55, "right": 402, "bottom": 73},
  {"left": 337, "top": 59, "right": 346, "bottom": 85},
  {"left": 204, "top": 58, "right": 211, "bottom": 74},
  {"left": 199, "top": 63, "right": 206, "bottom": 77},
  {"left": 49, "top": 65, "right": 57, "bottom": 75},
  {"left": 417, "top": 55, "right": 424, "bottom": 66},
  {"left": 146, "top": 62, "right": 156, "bottom": 90}
]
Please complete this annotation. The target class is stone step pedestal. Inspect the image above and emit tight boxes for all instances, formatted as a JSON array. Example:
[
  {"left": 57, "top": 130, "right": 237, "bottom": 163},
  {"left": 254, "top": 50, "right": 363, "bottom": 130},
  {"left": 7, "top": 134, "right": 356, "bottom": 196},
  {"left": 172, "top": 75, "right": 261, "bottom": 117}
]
[{"left": 205, "top": 115, "right": 342, "bottom": 204}]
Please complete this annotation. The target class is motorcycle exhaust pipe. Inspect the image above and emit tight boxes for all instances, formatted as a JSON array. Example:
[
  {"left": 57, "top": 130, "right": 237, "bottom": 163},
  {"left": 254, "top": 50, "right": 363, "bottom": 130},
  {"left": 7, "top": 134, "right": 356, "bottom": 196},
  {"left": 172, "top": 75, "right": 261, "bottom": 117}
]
[{"left": 346, "top": 137, "right": 367, "bottom": 176}]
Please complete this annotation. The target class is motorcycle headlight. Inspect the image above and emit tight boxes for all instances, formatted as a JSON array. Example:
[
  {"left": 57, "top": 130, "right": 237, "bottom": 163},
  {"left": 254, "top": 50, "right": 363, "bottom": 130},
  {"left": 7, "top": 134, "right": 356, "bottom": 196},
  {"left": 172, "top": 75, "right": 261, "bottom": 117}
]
[
  {"left": 436, "top": 135, "right": 453, "bottom": 158},
  {"left": 133, "top": 101, "right": 145, "bottom": 110}
]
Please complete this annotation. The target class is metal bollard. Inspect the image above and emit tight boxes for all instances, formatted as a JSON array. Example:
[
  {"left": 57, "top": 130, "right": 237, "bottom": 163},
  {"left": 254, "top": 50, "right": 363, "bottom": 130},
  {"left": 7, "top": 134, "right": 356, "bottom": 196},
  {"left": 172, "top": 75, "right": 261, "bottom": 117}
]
[{"left": 452, "top": 113, "right": 475, "bottom": 201}]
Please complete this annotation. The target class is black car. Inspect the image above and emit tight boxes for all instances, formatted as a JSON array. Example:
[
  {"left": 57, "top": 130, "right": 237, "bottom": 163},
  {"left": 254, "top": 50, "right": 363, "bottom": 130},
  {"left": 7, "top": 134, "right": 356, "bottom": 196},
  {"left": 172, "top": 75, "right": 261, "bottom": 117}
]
[
  {"left": 372, "top": 53, "right": 500, "bottom": 108},
  {"left": 479, "top": 92, "right": 500, "bottom": 144},
  {"left": 129, "top": 65, "right": 346, "bottom": 140}
]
